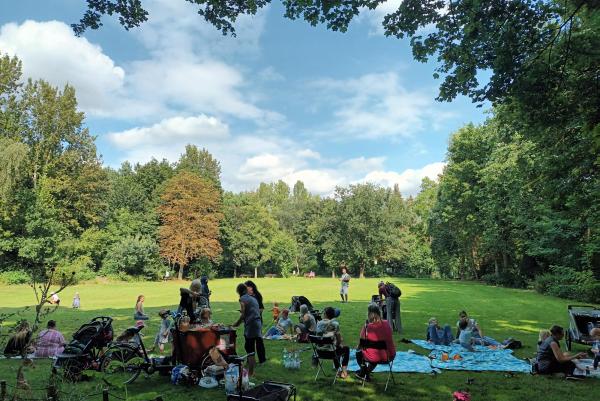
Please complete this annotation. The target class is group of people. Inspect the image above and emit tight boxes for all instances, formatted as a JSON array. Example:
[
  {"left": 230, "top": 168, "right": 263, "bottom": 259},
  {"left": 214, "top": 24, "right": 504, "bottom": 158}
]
[
  {"left": 536, "top": 326, "right": 600, "bottom": 377},
  {"left": 3, "top": 320, "right": 66, "bottom": 358}
]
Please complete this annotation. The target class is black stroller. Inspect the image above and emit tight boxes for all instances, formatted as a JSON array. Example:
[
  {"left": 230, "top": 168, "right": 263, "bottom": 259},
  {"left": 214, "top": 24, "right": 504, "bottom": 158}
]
[
  {"left": 566, "top": 304, "right": 600, "bottom": 350},
  {"left": 54, "top": 316, "right": 114, "bottom": 380}
]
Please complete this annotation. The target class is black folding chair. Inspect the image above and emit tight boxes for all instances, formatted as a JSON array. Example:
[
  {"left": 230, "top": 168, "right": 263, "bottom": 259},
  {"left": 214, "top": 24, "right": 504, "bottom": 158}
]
[
  {"left": 309, "top": 335, "right": 342, "bottom": 384},
  {"left": 357, "top": 338, "right": 396, "bottom": 391}
]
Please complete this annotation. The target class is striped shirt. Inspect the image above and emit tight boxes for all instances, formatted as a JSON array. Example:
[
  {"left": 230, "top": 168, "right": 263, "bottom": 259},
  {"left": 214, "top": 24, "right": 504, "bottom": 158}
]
[{"left": 34, "top": 329, "right": 65, "bottom": 358}]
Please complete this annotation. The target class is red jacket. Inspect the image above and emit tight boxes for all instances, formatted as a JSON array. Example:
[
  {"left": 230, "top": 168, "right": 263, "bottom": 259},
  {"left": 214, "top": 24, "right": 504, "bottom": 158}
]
[{"left": 359, "top": 320, "right": 396, "bottom": 363}]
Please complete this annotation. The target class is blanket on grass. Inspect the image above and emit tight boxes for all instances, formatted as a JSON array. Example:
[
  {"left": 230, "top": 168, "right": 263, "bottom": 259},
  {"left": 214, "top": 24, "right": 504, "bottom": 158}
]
[
  {"left": 410, "top": 340, "right": 532, "bottom": 373},
  {"left": 347, "top": 349, "right": 437, "bottom": 374}
]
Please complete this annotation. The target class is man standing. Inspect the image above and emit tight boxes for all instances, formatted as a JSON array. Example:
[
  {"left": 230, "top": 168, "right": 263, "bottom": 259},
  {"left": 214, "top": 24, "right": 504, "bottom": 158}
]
[
  {"left": 380, "top": 281, "right": 402, "bottom": 333},
  {"left": 339, "top": 266, "right": 350, "bottom": 303}
]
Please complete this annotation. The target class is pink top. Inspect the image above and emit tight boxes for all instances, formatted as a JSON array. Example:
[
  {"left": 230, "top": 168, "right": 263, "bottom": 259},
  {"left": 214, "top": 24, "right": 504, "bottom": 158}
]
[
  {"left": 34, "top": 329, "right": 65, "bottom": 357},
  {"left": 359, "top": 320, "right": 396, "bottom": 363}
]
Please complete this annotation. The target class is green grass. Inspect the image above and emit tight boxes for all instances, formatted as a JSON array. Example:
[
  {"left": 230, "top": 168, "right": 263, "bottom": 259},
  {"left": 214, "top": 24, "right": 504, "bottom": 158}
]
[{"left": 0, "top": 278, "right": 596, "bottom": 401}]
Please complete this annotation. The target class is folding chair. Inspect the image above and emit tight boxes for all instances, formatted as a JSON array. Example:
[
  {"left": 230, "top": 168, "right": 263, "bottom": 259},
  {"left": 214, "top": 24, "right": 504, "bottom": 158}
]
[
  {"left": 357, "top": 338, "right": 396, "bottom": 391},
  {"left": 309, "top": 335, "right": 342, "bottom": 384}
]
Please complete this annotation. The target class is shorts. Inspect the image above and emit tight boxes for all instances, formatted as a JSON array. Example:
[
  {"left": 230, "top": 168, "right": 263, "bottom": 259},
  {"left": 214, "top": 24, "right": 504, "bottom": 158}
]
[{"left": 340, "top": 286, "right": 348, "bottom": 295}]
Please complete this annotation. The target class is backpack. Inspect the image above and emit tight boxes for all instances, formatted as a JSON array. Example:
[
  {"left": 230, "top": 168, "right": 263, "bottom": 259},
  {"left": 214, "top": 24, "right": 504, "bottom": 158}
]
[
  {"left": 502, "top": 338, "right": 522, "bottom": 350},
  {"left": 386, "top": 283, "right": 401, "bottom": 298}
]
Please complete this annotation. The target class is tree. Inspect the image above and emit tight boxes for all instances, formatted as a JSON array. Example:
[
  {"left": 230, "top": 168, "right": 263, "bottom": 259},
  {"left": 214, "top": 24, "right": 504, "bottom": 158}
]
[
  {"left": 158, "top": 171, "right": 223, "bottom": 280},
  {"left": 176, "top": 145, "right": 222, "bottom": 190}
]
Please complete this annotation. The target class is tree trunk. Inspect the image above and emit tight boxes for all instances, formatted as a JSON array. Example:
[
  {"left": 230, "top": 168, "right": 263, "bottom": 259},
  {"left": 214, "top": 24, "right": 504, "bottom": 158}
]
[
  {"left": 178, "top": 264, "right": 184, "bottom": 280},
  {"left": 331, "top": 269, "right": 335, "bottom": 279},
  {"left": 233, "top": 265, "right": 237, "bottom": 278},
  {"left": 359, "top": 262, "right": 365, "bottom": 279},
  {"left": 254, "top": 266, "right": 258, "bottom": 279},
  {"left": 494, "top": 257, "right": 500, "bottom": 276},
  {"left": 502, "top": 252, "right": 509, "bottom": 271}
]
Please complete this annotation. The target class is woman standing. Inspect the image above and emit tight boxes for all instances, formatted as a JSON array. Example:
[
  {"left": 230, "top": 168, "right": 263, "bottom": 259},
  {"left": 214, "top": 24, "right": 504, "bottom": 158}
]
[
  {"left": 232, "top": 283, "right": 265, "bottom": 376},
  {"left": 244, "top": 281, "right": 264, "bottom": 320},
  {"left": 536, "top": 325, "right": 586, "bottom": 376},
  {"left": 134, "top": 295, "right": 149, "bottom": 320}
]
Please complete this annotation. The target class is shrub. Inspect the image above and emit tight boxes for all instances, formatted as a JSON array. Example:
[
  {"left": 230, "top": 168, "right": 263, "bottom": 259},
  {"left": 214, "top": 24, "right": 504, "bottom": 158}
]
[
  {"left": 533, "top": 265, "right": 599, "bottom": 303},
  {"left": 53, "top": 256, "right": 96, "bottom": 284},
  {"left": 0, "top": 270, "right": 31, "bottom": 285},
  {"left": 101, "top": 235, "right": 164, "bottom": 280},
  {"left": 481, "top": 271, "right": 527, "bottom": 288}
]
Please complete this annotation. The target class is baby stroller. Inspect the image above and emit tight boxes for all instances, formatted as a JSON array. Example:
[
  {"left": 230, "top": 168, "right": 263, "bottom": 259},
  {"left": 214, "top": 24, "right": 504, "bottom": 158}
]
[
  {"left": 566, "top": 304, "right": 600, "bottom": 350},
  {"left": 289, "top": 296, "right": 313, "bottom": 313},
  {"left": 54, "top": 316, "right": 114, "bottom": 380}
]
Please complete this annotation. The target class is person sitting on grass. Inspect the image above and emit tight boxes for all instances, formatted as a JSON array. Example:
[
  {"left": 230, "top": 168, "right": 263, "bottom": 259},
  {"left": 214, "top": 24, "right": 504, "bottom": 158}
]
[
  {"left": 199, "top": 308, "right": 213, "bottom": 326},
  {"left": 536, "top": 325, "right": 586, "bottom": 377},
  {"left": 355, "top": 304, "right": 396, "bottom": 382},
  {"left": 264, "top": 309, "right": 294, "bottom": 338},
  {"left": 456, "top": 310, "right": 501, "bottom": 347},
  {"left": 427, "top": 317, "right": 454, "bottom": 346},
  {"left": 134, "top": 295, "right": 149, "bottom": 320},
  {"left": 295, "top": 304, "right": 317, "bottom": 341},
  {"left": 538, "top": 329, "right": 551, "bottom": 351},
  {"left": 33, "top": 320, "right": 65, "bottom": 358},
  {"left": 316, "top": 306, "right": 350, "bottom": 379},
  {"left": 458, "top": 319, "right": 476, "bottom": 351}
]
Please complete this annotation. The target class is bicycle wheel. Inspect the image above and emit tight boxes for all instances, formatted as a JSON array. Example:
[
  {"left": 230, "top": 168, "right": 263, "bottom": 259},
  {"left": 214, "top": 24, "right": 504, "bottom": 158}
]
[{"left": 101, "top": 345, "right": 145, "bottom": 385}]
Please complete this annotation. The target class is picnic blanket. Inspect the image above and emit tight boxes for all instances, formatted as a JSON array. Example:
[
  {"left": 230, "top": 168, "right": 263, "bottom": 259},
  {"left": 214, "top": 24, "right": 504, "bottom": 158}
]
[
  {"left": 575, "top": 359, "right": 600, "bottom": 379},
  {"left": 411, "top": 340, "right": 532, "bottom": 373},
  {"left": 348, "top": 349, "right": 437, "bottom": 374}
]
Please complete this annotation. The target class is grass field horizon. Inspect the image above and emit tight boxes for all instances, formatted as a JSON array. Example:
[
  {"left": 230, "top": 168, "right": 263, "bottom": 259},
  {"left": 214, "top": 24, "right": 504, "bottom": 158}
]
[{"left": 0, "top": 277, "right": 596, "bottom": 401}]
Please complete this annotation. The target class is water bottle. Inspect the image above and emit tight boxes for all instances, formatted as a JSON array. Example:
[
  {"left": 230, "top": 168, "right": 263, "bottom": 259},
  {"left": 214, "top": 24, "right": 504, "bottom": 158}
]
[{"left": 283, "top": 348, "right": 289, "bottom": 368}]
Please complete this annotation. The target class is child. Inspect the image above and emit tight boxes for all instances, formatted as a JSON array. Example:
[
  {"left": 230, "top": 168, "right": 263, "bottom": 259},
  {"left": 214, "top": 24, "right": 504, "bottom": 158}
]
[
  {"left": 264, "top": 309, "right": 293, "bottom": 339},
  {"left": 458, "top": 319, "right": 475, "bottom": 351},
  {"left": 199, "top": 308, "right": 213, "bottom": 326},
  {"left": 152, "top": 310, "right": 172, "bottom": 353},
  {"left": 590, "top": 327, "right": 600, "bottom": 369},
  {"left": 271, "top": 302, "right": 281, "bottom": 322},
  {"left": 537, "top": 329, "right": 551, "bottom": 351},
  {"left": 72, "top": 292, "right": 80, "bottom": 309}
]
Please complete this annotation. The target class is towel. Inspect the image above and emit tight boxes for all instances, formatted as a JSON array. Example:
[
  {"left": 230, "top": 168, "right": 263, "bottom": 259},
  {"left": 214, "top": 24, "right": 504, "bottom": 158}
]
[{"left": 348, "top": 349, "right": 437, "bottom": 374}]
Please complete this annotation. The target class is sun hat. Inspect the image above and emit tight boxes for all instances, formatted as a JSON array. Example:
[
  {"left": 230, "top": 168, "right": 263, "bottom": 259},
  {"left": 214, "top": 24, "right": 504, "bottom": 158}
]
[{"left": 158, "top": 309, "right": 169, "bottom": 317}]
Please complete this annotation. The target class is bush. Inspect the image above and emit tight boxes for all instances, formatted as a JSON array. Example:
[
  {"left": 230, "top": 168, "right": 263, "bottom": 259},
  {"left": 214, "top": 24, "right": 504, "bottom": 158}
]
[
  {"left": 482, "top": 272, "right": 527, "bottom": 288},
  {"left": 533, "top": 265, "right": 599, "bottom": 303},
  {"left": 0, "top": 270, "right": 31, "bottom": 285},
  {"left": 53, "top": 256, "right": 96, "bottom": 284},
  {"left": 101, "top": 235, "right": 164, "bottom": 280}
]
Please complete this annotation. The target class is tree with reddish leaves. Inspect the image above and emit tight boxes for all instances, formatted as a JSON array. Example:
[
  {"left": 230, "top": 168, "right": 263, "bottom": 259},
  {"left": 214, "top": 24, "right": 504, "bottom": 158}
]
[{"left": 157, "top": 171, "right": 223, "bottom": 280}]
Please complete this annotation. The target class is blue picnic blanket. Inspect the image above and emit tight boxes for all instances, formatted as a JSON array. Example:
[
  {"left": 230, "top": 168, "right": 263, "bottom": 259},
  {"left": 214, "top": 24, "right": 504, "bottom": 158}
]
[
  {"left": 410, "top": 340, "right": 532, "bottom": 373},
  {"left": 348, "top": 349, "right": 437, "bottom": 374}
]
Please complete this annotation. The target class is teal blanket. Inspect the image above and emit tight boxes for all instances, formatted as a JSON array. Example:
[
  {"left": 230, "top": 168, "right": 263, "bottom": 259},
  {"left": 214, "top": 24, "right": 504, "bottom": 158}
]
[
  {"left": 347, "top": 349, "right": 436, "bottom": 374},
  {"left": 411, "top": 340, "right": 532, "bottom": 373}
]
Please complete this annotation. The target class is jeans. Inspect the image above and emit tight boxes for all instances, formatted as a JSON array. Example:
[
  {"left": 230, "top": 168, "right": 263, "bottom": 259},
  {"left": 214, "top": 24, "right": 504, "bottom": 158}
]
[
  {"left": 428, "top": 324, "right": 453, "bottom": 346},
  {"left": 265, "top": 326, "right": 282, "bottom": 337},
  {"left": 385, "top": 297, "right": 401, "bottom": 333}
]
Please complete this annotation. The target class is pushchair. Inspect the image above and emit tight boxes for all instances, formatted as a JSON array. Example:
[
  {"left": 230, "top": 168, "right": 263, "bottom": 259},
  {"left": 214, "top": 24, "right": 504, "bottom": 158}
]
[
  {"left": 566, "top": 304, "right": 600, "bottom": 350},
  {"left": 54, "top": 316, "right": 114, "bottom": 380}
]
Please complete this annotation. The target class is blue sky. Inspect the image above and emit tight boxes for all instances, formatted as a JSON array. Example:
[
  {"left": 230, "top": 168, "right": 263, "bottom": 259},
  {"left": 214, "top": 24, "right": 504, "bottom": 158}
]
[{"left": 0, "top": 0, "right": 488, "bottom": 196}]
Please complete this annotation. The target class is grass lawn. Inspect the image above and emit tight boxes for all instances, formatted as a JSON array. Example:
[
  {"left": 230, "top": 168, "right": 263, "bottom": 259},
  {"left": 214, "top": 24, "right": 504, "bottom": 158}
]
[{"left": 0, "top": 277, "right": 596, "bottom": 401}]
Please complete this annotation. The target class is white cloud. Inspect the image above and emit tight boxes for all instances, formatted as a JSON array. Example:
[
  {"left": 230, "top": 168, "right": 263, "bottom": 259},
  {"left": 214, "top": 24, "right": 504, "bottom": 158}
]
[
  {"left": 359, "top": 162, "right": 446, "bottom": 196},
  {"left": 362, "top": 0, "right": 403, "bottom": 35},
  {"left": 314, "top": 72, "right": 437, "bottom": 139},
  {"left": 297, "top": 149, "right": 321, "bottom": 160},
  {"left": 0, "top": 20, "right": 125, "bottom": 115},
  {"left": 340, "top": 156, "right": 386, "bottom": 173},
  {"left": 107, "top": 115, "right": 229, "bottom": 150}
]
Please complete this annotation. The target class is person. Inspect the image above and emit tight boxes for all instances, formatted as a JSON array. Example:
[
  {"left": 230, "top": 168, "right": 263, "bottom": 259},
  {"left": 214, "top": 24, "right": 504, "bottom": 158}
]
[
  {"left": 164, "top": 270, "right": 170, "bottom": 281},
  {"left": 264, "top": 309, "right": 294, "bottom": 338},
  {"left": 315, "top": 306, "right": 350, "bottom": 379},
  {"left": 199, "top": 308, "right": 213, "bottom": 326},
  {"left": 355, "top": 304, "right": 396, "bottom": 382},
  {"left": 72, "top": 292, "right": 80, "bottom": 309},
  {"left": 427, "top": 317, "right": 454, "bottom": 346},
  {"left": 295, "top": 304, "right": 317, "bottom": 339},
  {"left": 134, "top": 295, "right": 149, "bottom": 320},
  {"left": 339, "top": 267, "right": 350, "bottom": 303},
  {"left": 245, "top": 280, "right": 265, "bottom": 322},
  {"left": 34, "top": 320, "right": 65, "bottom": 358},
  {"left": 49, "top": 292, "right": 60, "bottom": 306},
  {"left": 179, "top": 279, "right": 204, "bottom": 321},
  {"left": 378, "top": 281, "right": 402, "bottom": 333},
  {"left": 151, "top": 310, "right": 172, "bottom": 353},
  {"left": 4, "top": 320, "right": 32, "bottom": 357},
  {"left": 589, "top": 327, "right": 600, "bottom": 369},
  {"left": 536, "top": 325, "right": 586, "bottom": 376},
  {"left": 537, "top": 329, "right": 551, "bottom": 351},
  {"left": 458, "top": 319, "right": 476, "bottom": 351},
  {"left": 271, "top": 302, "right": 280, "bottom": 322},
  {"left": 201, "top": 276, "right": 211, "bottom": 299},
  {"left": 232, "top": 283, "right": 265, "bottom": 376},
  {"left": 456, "top": 310, "right": 500, "bottom": 347}
]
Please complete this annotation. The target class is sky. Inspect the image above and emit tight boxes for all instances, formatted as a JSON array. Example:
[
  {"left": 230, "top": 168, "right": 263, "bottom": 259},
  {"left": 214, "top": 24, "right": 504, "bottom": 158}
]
[{"left": 0, "top": 0, "right": 488, "bottom": 196}]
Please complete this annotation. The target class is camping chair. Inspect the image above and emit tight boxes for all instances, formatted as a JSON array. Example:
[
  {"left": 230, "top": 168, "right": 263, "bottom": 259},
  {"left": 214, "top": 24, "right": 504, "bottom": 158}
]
[
  {"left": 309, "top": 335, "right": 342, "bottom": 384},
  {"left": 357, "top": 338, "right": 396, "bottom": 392}
]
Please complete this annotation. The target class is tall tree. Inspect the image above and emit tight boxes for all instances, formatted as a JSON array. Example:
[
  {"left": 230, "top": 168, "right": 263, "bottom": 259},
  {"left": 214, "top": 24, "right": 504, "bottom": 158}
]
[
  {"left": 176, "top": 144, "right": 222, "bottom": 190},
  {"left": 158, "top": 171, "right": 223, "bottom": 280}
]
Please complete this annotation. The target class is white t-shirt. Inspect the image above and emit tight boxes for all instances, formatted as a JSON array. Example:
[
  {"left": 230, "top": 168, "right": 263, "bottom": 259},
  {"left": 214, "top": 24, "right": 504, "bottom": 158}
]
[{"left": 340, "top": 273, "right": 350, "bottom": 289}]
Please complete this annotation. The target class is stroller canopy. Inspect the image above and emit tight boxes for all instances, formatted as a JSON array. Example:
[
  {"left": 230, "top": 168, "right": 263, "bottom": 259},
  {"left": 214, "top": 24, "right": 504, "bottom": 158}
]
[{"left": 289, "top": 296, "right": 313, "bottom": 312}]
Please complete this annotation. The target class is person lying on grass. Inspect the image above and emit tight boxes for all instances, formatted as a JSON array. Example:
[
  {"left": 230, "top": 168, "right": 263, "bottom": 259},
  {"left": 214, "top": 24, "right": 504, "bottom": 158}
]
[
  {"left": 536, "top": 325, "right": 586, "bottom": 377},
  {"left": 456, "top": 310, "right": 501, "bottom": 347},
  {"left": 355, "top": 304, "right": 396, "bottom": 382},
  {"left": 264, "top": 309, "right": 294, "bottom": 339},
  {"left": 316, "top": 306, "right": 350, "bottom": 379}
]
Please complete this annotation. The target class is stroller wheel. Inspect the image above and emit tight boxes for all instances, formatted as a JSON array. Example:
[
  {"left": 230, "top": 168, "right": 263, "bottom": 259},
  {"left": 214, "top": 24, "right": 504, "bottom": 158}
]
[
  {"left": 101, "top": 346, "right": 144, "bottom": 385},
  {"left": 62, "top": 358, "right": 85, "bottom": 382}
]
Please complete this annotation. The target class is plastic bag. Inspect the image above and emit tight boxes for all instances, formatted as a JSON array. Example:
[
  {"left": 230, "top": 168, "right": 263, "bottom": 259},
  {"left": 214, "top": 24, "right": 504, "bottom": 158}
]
[{"left": 224, "top": 364, "right": 249, "bottom": 394}]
